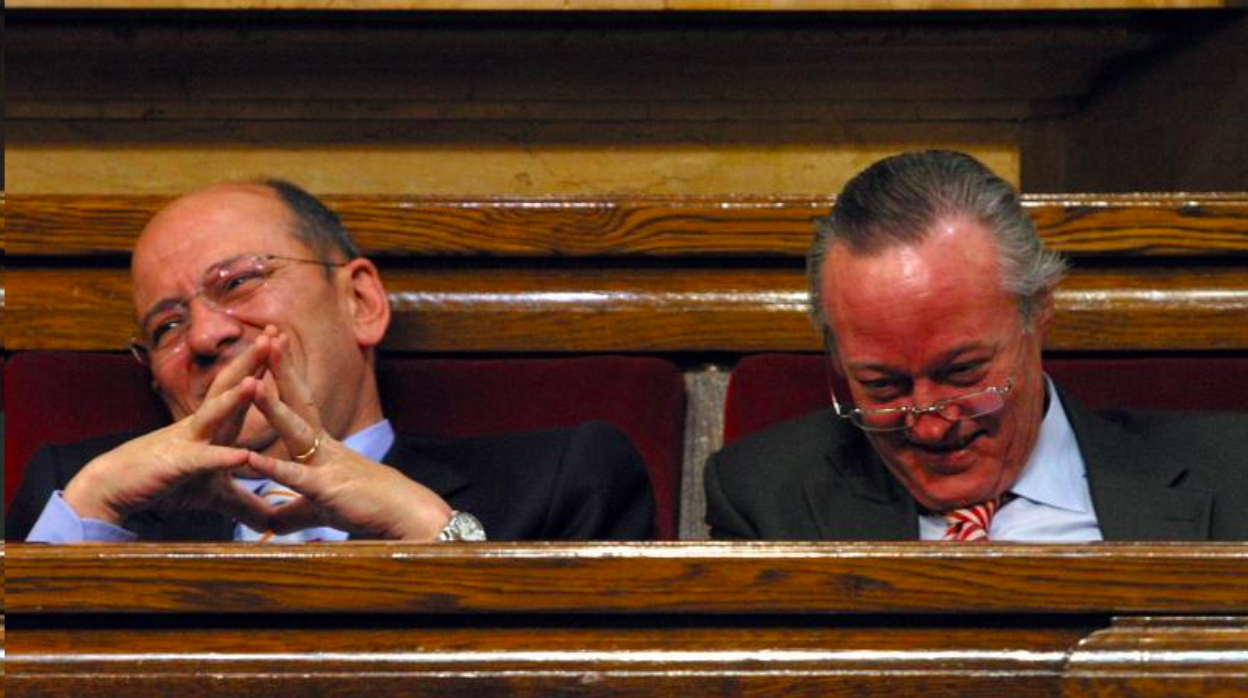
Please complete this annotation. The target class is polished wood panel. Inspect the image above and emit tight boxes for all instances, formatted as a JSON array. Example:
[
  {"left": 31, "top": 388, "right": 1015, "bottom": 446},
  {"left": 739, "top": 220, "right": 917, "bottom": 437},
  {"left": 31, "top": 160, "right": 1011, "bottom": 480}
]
[
  {"left": 6, "top": 265, "right": 1247, "bottom": 351},
  {"left": 6, "top": 194, "right": 1247, "bottom": 257},
  {"left": 7, "top": 542, "right": 1247, "bottom": 614},
  {"left": 0, "top": 626, "right": 1093, "bottom": 698},
  {"left": 5, "top": 543, "right": 1246, "bottom": 697},
  {"left": 5, "top": 193, "right": 1246, "bottom": 352},
  {"left": 4, "top": 1, "right": 1236, "bottom": 10},
  {"left": 1064, "top": 617, "right": 1248, "bottom": 698}
]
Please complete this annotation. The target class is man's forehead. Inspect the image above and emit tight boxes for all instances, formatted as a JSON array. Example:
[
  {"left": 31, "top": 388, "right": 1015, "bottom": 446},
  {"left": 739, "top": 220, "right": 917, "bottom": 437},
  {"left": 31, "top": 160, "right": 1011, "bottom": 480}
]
[
  {"left": 130, "top": 184, "right": 301, "bottom": 311},
  {"left": 821, "top": 219, "right": 1017, "bottom": 367},
  {"left": 137, "top": 185, "right": 289, "bottom": 246},
  {"left": 825, "top": 219, "right": 999, "bottom": 298}
]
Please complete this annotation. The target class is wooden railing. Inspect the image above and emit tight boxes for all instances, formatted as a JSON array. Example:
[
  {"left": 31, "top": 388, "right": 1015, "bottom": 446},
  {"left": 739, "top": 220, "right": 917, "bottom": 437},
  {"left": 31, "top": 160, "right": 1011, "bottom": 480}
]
[
  {"left": 5, "top": 193, "right": 1248, "bottom": 353},
  {"left": 4, "top": 542, "right": 1247, "bottom": 696},
  {"left": 6, "top": 1, "right": 1240, "bottom": 12}
]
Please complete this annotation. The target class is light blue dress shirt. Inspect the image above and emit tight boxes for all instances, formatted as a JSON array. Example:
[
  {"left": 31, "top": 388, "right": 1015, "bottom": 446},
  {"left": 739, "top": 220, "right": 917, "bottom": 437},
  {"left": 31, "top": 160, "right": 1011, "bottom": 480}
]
[
  {"left": 918, "top": 378, "right": 1104, "bottom": 542},
  {"left": 25, "top": 419, "right": 396, "bottom": 543}
]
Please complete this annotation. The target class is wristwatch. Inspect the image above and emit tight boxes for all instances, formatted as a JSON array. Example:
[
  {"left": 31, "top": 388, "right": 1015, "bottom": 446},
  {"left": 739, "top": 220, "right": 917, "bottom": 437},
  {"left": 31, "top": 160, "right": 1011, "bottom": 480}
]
[{"left": 436, "top": 510, "right": 488, "bottom": 542}]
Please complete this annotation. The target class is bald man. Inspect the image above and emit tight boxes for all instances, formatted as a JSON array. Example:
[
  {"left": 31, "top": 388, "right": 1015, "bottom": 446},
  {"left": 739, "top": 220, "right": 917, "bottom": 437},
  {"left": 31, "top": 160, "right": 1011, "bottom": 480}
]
[{"left": 8, "top": 180, "right": 654, "bottom": 543}]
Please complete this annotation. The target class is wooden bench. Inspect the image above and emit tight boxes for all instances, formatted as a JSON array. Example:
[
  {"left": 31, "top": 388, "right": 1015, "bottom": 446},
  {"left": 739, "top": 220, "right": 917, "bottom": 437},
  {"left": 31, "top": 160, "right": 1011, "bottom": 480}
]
[
  {"left": 5, "top": 541, "right": 1247, "bottom": 697},
  {"left": 5, "top": 192, "right": 1248, "bottom": 353},
  {"left": 4, "top": 192, "right": 1248, "bottom": 538}
]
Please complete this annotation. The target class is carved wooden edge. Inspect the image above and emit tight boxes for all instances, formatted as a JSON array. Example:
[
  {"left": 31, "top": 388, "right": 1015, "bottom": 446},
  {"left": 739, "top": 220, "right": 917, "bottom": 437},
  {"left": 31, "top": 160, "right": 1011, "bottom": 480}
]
[
  {"left": 4, "top": 192, "right": 1247, "bottom": 257},
  {"left": 6, "top": 542, "right": 1247, "bottom": 615},
  {"left": 1062, "top": 616, "right": 1248, "bottom": 698},
  {"left": 0, "top": 624, "right": 1086, "bottom": 696},
  {"left": 4, "top": 1, "right": 1239, "bottom": 11},
  {"left": 6, "top": 265, "right": 1247, "bottom": 351}
]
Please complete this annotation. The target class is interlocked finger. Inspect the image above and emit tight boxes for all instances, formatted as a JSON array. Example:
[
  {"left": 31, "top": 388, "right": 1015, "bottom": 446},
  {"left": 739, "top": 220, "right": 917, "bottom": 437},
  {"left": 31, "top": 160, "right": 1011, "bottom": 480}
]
[
  {"left": 255, "top": 380, "right": 327, "bottom": 465},
  {"left": 269, "top": 333, "right": 323, "bottom": 431},
  {"left": 188, "top": 378, "right": 258, "bottom": 443},
  {"left": 205, "top": 328, "right": 277, "bottom": 401}
]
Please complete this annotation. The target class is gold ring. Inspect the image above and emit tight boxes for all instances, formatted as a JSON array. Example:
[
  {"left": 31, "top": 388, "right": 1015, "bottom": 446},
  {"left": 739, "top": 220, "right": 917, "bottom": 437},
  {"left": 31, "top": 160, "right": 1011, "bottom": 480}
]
[{"left": 293, "top": 433, "right": 322, "bottom": 463}]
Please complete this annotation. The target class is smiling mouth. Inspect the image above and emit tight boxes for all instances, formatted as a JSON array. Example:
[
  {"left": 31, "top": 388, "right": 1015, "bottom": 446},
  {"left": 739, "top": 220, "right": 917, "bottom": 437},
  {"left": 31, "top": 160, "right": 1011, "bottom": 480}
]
[
  {"left": 916, "top": 441, "right": 971, "bottom": 454},
  {"left": 907, "top": 431, "right": 983, "bottom": 457},
  {"left": 908, "top": 432, "right": 983, "bottom": 464}
]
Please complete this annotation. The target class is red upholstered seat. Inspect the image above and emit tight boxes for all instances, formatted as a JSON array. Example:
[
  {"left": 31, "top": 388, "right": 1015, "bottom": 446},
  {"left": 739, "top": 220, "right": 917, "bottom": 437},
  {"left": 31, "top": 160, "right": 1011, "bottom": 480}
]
[
  {"left": 5, "top": 353, "right": 685, "bottom": 539},
  {"left": 724, "top": 353, "right": 1248, "bottom": 445}
]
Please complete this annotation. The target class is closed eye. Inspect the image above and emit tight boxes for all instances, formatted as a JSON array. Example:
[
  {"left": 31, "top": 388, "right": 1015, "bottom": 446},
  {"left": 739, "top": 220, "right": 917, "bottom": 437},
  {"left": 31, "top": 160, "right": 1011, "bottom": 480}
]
[
  {"left": 947, "top": 365, "right": 989, "bottom": 385},
  {"left": 149, "top": 315, "right": 185, "bottom": 348},
  {"left": 857, "top": 378, "right": 908, "bottom": 403},
  {"left": 216, "top": 269, "right": 268, "bottom": 299}
]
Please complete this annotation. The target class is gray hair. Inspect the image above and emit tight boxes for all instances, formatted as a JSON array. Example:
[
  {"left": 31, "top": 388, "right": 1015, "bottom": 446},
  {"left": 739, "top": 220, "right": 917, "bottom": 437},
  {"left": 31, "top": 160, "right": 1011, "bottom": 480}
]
[{"left": 807, "top": 150, "right": 1066, "bottom": 339}]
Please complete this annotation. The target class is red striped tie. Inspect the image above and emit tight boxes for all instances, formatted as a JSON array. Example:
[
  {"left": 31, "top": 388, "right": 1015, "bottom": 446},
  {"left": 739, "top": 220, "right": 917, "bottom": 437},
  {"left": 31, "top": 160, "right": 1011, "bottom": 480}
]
[{"left": 942, "top": 497, "right": 1002, "bottom": 542}]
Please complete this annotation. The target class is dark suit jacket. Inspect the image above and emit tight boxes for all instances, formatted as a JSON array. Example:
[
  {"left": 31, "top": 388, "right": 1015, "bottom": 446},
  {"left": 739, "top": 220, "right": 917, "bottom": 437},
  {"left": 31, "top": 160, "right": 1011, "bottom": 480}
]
[
  {"left": 705, "top": 391, "right": 1248, "bottom": 541},
  {"left": 7, "top": 420, "right": 655, "bottom": 542}
]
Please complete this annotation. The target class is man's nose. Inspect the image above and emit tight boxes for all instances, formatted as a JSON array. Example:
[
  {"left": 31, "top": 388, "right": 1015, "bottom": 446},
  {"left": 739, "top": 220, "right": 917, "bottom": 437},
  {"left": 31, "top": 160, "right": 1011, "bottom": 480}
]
[
  {"left": 906, "top": 407, "right": 958, "bottom": 444},
  {"left": 183, "top": 297, "right": 243, "bottom": 360},
  {"left": 904, "top": 383, "right": 957, "bottom": 443}
]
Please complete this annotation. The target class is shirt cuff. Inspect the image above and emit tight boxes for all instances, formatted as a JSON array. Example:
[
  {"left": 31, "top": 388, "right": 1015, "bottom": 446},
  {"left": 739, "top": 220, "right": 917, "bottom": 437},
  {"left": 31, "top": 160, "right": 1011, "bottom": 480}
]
[{"left": 25, "top": 491, "right": 139, "bottom": 543}]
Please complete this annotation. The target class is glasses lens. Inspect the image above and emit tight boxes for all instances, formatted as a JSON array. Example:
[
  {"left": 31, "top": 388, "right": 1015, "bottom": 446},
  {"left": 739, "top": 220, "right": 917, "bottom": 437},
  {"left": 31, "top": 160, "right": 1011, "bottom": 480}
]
[
  {"left": 939, "top": 391, "right": 1006, "bottom": 421},
  {"left": 205, "top": 256, "right": 270, "bottom": 308},
  {"left": 129, "top": 340, "right": 152, "bottom": 366},
  {"left": 142, "top": 307, "right": 186, "bottom": 353},
  {"left": 852, "top": 410, "right": 907, "bottom": 432}
]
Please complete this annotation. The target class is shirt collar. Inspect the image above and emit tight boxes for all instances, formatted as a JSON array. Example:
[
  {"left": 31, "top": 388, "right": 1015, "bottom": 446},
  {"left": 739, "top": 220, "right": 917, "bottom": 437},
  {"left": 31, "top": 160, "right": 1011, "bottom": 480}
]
[
  {"left": 341, "top": 418, "right": 396, "bottom": 463},
  {"left": 1008, "top": 375, "right": 1092, "bottom": 514}
]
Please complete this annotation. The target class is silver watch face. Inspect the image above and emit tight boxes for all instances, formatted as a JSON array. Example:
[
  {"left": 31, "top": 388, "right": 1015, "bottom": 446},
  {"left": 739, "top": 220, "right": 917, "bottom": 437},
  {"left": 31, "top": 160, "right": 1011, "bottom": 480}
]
[{"left": 439, "top": 511, "right": 487, "bottom": 542}]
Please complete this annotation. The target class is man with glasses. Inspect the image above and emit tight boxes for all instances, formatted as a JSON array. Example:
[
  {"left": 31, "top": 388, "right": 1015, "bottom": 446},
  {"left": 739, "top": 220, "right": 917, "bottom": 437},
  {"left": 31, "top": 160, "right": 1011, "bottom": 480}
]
[
  {"left": 705, "top": 150, "right": 1247, "bottom": 542},
  {"left": 8, "top": 180, "right": 655, "bottom": 542}
]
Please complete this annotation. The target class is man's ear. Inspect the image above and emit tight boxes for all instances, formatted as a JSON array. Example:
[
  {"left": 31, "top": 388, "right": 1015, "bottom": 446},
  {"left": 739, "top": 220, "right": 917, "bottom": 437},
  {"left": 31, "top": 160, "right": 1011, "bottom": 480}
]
[
  {"left": 1031, "top": 288, "right": 1056, "bottom": 336},
  {"left": 341, "top": 258, "right": 391, "bottom": 349}
]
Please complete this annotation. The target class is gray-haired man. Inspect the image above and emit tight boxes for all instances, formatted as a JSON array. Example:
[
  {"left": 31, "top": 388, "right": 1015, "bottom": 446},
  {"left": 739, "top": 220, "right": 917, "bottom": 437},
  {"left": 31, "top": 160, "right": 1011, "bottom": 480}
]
[{"left": 706, "top": 150, "right": 1247, "bottom": 542}]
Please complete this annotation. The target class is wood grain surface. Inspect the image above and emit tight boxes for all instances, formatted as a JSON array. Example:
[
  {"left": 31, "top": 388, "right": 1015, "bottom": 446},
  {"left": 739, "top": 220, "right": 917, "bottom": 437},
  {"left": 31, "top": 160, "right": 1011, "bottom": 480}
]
[
  {"left": 5, "top": 193, "right": 1247, "bottom": 352},
  {"left": 4, "top": 1, "right": 1236, "bottom": 11},
  {"left": 1064, "top": 617, "right": 1248, "bottom": 698},
  {"left": 6, "top": 542, "right": 1247, "bottom": 614},
  {"left": 6, "top": 265, "right": 1246, "bottom": 351},
  {"left": 6, "top": 543, "right": 1245, "bottom": 697},
  {"left": 6, "top": 194, "right": 1247, "bottom": 257},
  {"left": 0, "top": 625, "right": 1092, "bottom": 698}
]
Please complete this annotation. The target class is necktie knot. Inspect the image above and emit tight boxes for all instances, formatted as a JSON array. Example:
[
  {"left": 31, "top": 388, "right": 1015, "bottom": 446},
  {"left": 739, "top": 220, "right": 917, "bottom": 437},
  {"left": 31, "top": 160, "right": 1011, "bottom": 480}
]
[{"left": 942, "top": 494, "right": 1012, "bottom": 542}]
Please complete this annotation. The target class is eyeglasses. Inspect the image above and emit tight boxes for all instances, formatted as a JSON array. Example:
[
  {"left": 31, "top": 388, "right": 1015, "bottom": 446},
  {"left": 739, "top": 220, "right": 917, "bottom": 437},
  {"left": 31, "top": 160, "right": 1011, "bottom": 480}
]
[
  {"left": 829, "top": 374, "right": 1015, "bottom": 433},
  {"left": 129, "top": 254, "right": 345, "bottom": 366}
]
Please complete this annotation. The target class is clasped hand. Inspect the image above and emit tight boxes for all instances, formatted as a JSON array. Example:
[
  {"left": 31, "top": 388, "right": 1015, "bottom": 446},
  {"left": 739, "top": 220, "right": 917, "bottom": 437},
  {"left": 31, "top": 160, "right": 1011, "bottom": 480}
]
[{"left": 63, "top": 328, "right": 452, "bottom": 540}]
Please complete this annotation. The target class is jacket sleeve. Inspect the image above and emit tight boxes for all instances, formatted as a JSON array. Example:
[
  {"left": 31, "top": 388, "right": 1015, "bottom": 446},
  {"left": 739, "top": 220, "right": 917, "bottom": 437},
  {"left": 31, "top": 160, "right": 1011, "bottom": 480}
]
[
  {"left": 703, "top": 450, "right": 758, "bottom": 540},
  {"left": 542, "top": 420, "right": 656, "bottom": 541},
  {"left": 6, "top": 445, "right": 71, "bottom": 541}
]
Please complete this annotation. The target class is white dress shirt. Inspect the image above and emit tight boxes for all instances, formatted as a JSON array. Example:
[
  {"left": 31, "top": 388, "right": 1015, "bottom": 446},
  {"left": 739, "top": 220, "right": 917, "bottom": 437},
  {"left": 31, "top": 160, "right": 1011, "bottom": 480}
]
[{"left": 918, "top": 378, "right": 1104, "bottom": 541}]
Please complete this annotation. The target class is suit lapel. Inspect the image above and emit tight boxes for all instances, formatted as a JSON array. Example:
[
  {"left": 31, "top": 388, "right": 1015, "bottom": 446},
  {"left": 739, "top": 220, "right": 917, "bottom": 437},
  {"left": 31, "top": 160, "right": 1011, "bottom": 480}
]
[
  {"left": 803, "top": 428, "right": 918, "bottom": 541},
  {"left": 1065, "top": 396, "right": 1212, "bottom": 541},
  {"left": 382, "top": 436, "right": 471, "bottom": 500}
]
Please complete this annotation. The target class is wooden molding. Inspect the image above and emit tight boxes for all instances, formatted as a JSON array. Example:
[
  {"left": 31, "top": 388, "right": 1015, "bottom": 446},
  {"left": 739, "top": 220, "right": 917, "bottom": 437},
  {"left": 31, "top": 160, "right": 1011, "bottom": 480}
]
[
  {"left": 7, "top": 541, "right": 1247, "bottom": 614},
  {"left": 6, "top": 543, "right": 1246, "bottom": 696},
  {"left": 6, "top": 193, "right": 1248, "bottom": 258},
  {"left": 6, "top": 1, "right": 1237, "bottom": 12},
  {"left": 4, "top": 193, "right": 1247, "bottom": 352}
]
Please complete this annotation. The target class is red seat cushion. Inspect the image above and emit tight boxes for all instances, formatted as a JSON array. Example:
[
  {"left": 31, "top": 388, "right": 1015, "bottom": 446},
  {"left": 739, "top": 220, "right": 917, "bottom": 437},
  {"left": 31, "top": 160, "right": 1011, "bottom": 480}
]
[
  {"left": 6, "top": 353, "right": 685, "bottom": 539},
  {"left": 725, "top": 353, "right": 1248, "bottom": 444},
  {"left": 5, "top": 353, "right": 171, "bottom": 512}
]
